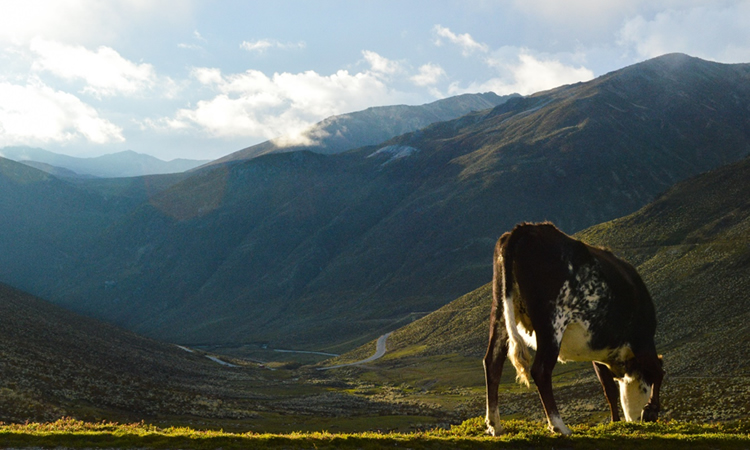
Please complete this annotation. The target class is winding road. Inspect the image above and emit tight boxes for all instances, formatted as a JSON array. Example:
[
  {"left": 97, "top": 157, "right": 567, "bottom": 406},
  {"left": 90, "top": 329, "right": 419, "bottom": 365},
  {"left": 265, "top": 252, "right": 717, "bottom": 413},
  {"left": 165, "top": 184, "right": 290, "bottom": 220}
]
[{"left": 318, "top": 332, "right": 393, "bottom": 371}]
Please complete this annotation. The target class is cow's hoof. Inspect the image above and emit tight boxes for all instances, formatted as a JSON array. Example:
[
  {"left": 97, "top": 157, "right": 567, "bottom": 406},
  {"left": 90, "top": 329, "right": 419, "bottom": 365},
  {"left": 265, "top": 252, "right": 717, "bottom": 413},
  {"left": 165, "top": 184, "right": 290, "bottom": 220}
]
[
  {"left": 548, "top": 418, "right": 572, "bottom": 436},
  {"left": 641, "top": 405, "right": 659, "bottom": 422},
  {"left": 486, "top": 423, "right": 504, "bottom": 436},
  {"left": 550, "top": 425, "right": 573, "bottom": 436}
]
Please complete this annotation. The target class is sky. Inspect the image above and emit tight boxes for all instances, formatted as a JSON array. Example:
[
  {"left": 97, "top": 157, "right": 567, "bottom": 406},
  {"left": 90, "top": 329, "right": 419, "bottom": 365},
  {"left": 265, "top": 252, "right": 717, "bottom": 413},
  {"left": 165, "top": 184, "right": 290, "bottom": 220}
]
[{"left": 0, "top": 0, "right": 749, "bottom": 161}]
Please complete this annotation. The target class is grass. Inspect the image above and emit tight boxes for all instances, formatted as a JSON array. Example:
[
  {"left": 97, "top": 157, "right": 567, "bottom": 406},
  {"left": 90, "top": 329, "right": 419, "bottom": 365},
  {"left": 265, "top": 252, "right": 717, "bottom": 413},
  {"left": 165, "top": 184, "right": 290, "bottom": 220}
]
[{"left": 1, "top": 417, "right": 748, "bottom": 449}]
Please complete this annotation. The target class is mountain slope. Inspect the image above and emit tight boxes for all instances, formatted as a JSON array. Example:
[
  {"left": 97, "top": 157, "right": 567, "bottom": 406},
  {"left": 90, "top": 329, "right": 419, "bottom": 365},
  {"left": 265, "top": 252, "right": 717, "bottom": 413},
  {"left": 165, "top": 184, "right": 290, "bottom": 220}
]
[
  {"left": 347, "top": 156, "right": 750, "bottom": 422},
  {"left": 0, "top": 281, "right": 253, "bottom": 422},
  {"left": 0, "top": 147, "right": 208, "bottom": 177},
  {"left": 0, "top": 157, "right": 114, "bottom": 294},
  {"left": 380, "top": 155, "right": 750, "bottom": 374},
  {"left": 205, "top": 92, "right": 516, "bottom": 166},
  {"left": 9, "top": 54, "right": 750, "bottom": 354}
]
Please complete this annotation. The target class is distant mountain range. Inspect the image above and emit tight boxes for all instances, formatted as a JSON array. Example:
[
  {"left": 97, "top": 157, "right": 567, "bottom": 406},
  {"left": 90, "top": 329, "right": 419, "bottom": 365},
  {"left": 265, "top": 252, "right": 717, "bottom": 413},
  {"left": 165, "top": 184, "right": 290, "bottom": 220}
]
[
  {"left": 204, "top": 92, "right": 516, "bottom": 167},
  {"left": 0, "top": 147, "right": 209, "bottom": 178},
  {"left": 2, "top": 53, "right": 750, "bottom": 357}
]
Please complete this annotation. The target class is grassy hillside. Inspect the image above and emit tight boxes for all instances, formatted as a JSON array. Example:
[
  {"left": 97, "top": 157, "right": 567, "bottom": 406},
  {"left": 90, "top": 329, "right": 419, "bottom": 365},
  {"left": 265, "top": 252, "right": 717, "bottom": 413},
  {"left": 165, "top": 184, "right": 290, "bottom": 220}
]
[{"left": 332, "top": 156, "right": 750, "bottom": 424}]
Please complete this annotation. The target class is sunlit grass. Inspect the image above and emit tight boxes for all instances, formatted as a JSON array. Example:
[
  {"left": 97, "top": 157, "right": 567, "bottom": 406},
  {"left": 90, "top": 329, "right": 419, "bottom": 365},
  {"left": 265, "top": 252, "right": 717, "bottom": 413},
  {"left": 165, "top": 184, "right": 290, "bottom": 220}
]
[{"left": 1, "top": 417, "right": 748, "bottom": 449}]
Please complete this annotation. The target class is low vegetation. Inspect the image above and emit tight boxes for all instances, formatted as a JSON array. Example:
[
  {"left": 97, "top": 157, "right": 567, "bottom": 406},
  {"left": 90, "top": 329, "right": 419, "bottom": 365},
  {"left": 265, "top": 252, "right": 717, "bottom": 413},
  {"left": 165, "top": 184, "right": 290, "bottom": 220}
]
[{"left": 1, "top": 417, "right": 748, "bottom": 449}]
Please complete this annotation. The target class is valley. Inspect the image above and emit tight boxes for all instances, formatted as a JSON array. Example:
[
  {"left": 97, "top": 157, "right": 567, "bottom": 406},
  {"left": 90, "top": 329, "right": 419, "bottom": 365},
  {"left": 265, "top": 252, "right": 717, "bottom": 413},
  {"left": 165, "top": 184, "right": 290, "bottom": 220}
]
[
  {"left": 4, "top": 54, "right": 750, "bottom": 355},
  {"left": 0, "top": 53, "right": 749, "bottom": 437}
]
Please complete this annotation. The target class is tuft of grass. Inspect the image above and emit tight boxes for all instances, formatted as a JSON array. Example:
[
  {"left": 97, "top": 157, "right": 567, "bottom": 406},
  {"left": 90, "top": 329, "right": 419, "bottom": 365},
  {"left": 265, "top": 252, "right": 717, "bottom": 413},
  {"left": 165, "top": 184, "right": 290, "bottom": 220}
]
[{"left": 1, "top": 417, "right": 748, "bottom": 450}]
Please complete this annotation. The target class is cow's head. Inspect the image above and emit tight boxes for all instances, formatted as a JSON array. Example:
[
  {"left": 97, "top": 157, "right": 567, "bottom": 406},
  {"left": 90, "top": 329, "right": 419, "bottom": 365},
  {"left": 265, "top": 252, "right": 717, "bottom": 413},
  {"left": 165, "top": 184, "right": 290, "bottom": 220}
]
[{"left": 619, "top": 355, "right": 663, "bottom": 421}]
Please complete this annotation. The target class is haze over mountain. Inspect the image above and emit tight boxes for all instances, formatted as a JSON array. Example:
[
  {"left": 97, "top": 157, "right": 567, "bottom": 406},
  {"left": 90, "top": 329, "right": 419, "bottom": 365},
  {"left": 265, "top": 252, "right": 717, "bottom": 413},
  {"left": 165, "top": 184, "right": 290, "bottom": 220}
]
[
  {"left": 2, "top": 54, "right": 750, "bottom": 356},
  {"left": 205, "top": 92, "right": 516, "bottom": 167},
  {"left": 0, "top": 147, "right": 208, "bottom": 178}
]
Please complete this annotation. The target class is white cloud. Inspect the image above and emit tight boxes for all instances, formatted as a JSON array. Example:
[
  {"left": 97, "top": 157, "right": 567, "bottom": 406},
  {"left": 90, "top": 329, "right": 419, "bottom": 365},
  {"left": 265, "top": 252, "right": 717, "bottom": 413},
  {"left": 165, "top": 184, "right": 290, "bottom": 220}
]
[
  {"left": 433, "top": 25, "right": 488, "bottom": 56},
  {"left": 240, "top": 39, "right": 306, "bottom": 53},
  {"left": 411, "top": 63, "right": 446, "bottom": 86},
  {"left": 178, "top": 30, "right": 207, "bottom": 51},
  {"left": 29, "top": 38, "right": 160, "bottom": 98},
  {"left": 0, "top": 79, "right": 124, "bottom": 146},
  {"left": 362, "top": 50, "right": 401, "bottom": 75},
  {"left": 452, "top": 49, "right": 594, "bottom": 96},
  {"left": 164, "top": 66, "right": 410, "bottom": 146},
  {"left": 0, "top": 0, "right": 194, "bottom": 46},
  {"left": 618, "top": 3, "right": 750, "bottom": 63}
]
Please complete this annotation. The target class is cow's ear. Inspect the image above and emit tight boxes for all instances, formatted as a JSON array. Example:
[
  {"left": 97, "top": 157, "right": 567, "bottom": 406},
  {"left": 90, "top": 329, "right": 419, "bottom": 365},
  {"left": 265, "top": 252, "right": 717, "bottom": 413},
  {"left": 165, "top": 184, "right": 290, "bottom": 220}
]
[{"left": 657, "top": 355, "right": 664, "bottom": 367}]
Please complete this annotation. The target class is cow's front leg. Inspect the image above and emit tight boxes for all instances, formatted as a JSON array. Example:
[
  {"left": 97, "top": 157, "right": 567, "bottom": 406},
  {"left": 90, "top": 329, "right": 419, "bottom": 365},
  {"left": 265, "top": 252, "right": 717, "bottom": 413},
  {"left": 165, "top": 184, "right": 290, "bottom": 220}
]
[
  {"left": 531, "top": 340, "right": 571, "bottom": 435},
  {"left": 593, "top": 361, "right": 621, "bottom": 422},
  {"left": 484, "top": 308, "right": 508, "bottom": 435},
  {"left": 641, "top": 354, "right": 664, "bottom": 422}
]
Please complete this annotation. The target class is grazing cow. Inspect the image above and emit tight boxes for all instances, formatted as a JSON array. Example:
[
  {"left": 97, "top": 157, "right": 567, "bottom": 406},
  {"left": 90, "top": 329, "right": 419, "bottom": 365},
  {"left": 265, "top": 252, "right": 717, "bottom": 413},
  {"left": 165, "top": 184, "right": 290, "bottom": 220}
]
[{"left": 484, "top": 223, "right": 663, "bottom": 435}]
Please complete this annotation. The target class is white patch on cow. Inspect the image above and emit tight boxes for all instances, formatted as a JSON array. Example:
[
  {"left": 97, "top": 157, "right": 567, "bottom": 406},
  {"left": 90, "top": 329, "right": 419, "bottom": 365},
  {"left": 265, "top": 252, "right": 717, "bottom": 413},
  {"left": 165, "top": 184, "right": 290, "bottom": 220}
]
[
  {"left": 518, "top": 325, "right": 537, "bottom": 349},
  {"left": 575, "top": 265, "right": 607, "bottom": 309},
  {"left": 567, "top": 262, "right": 574, "bottom": 274},
  {"left": 618, "top": 373, "right": 651, "bottom": 421},
  {"left": 504, "top": 288, "right": 534, "bottom": 387},
  {"left": 552, "top": 281, "right": 574, "bottom": 344},
  {"left": 548, "top": 414, "right": 572, "bottom": 435},
  {"left": 559, "top": 321, "right": 603, "bottom": 362}
]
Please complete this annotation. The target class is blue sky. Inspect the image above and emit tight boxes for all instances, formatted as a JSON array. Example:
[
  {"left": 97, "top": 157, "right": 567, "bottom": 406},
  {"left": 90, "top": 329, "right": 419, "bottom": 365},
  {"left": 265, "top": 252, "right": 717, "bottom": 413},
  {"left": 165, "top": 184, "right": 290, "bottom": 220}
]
[{"left": 1, "top": 0, "right": 749, "bottom": 161}]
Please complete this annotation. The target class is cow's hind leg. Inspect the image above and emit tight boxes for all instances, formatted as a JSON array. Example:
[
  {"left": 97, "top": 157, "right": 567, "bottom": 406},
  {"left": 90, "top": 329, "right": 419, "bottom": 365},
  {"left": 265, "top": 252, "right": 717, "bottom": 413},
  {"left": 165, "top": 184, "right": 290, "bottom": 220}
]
[
  {"left": 593, "top": 362, "right": 621, "bottom": 422},
  {"left": 531, "top": 334, "right": 571, "bottom": 435},
  {"left": 484, "top": 306, "right": 508, "bottom": 436}
]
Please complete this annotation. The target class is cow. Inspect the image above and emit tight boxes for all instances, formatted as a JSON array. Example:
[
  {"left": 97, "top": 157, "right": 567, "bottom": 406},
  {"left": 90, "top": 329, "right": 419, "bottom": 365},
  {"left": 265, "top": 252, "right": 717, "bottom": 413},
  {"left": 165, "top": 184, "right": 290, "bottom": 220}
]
[{"left": 483, "top": 222, "right": 663, "bottom": 436}]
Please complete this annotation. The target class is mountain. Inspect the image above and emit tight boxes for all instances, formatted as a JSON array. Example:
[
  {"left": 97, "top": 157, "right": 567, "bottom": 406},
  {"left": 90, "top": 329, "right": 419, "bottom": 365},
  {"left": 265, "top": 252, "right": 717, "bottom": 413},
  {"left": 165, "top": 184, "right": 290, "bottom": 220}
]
[
  {"left": 0, "top": 281, "right": 253, "bottom": 423},
  {"left": 4, "top": 54, "right": 750, "bottom": 355},
  {"left": 0, "top": 157, "right": 114, "bottom": 294},
  {"left": 204, "top": 92, "right": 516, "bottom": 166},
  {"left": 0, "top": 157, "right": 190, "bottom": 296},
  {"left": 358, "top": 155, "right": 750, "bottom": 421},
  {"left": 0, "top": 147, "right": 209, "bottom": 178}
]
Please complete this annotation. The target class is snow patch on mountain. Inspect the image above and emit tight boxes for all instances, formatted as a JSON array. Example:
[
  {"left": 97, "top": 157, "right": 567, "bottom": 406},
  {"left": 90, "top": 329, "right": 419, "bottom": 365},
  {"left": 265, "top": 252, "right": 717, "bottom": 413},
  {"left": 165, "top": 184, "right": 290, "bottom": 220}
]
[{"left": 368, "top": 145, "right": 419, "bottom": 165}]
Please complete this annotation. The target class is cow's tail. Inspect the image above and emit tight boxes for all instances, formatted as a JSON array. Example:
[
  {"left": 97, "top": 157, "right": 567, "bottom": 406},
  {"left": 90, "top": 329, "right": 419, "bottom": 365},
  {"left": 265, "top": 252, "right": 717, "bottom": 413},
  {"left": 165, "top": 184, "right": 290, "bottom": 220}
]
[{"left": 498, "top": 229, "right": 533, "bottom": 387}]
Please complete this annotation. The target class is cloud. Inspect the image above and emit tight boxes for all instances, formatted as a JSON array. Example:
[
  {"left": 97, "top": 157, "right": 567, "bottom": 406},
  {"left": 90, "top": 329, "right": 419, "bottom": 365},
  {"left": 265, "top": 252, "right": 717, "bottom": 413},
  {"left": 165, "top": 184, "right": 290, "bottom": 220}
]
[
  {"left": 511, "top": 0, "right": 640, "bottom": 27},
  {"left": 0, "top": 79, "right": 124, "bottom": 146},
  {"left": 163, "top": 66, "right": 411, "bottom": 146},
  {"left": 411, "top": 63, "right": 446, "bottom": 86},
  {"left": 29, "top": 38, "right": 160, "bottom": 98},
  {"left": 433, "top": 25, "right": 488, "bottom": 56},
  {"left": 618, "top": 3, "right": 750, "bottom": 63},
  {"left": 452, "top": 49, "right": 594, "bottom": 96},
  {"left": 240, "top": 39, "right": 306, "bottom": 53},
  {"left": 178, "top": 30, "right": 207, "bottom": 51},
  {"left": 0, "top": 0, "right": 195, "bottom": 46},
  {"left": 362, "top": 50, "right": 400, "bottom": 75}
]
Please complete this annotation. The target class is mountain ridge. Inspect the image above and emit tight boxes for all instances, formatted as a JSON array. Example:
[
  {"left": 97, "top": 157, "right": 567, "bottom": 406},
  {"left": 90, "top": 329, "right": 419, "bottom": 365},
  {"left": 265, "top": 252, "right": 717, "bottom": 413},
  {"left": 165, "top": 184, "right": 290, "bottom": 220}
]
[
  {"left": 203, "top": 92, "right": 517, "bottom": 167},
  {"left": 0, "top": 147, "right": 209, "bottom": 178}
]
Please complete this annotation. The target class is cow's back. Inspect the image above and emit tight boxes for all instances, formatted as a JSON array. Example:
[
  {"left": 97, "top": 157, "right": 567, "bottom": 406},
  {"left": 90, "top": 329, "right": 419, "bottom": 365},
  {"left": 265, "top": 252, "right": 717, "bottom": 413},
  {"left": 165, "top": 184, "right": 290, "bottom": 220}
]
[{"left": 501, "top": 222, "right": 657, "bottom": 358}]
